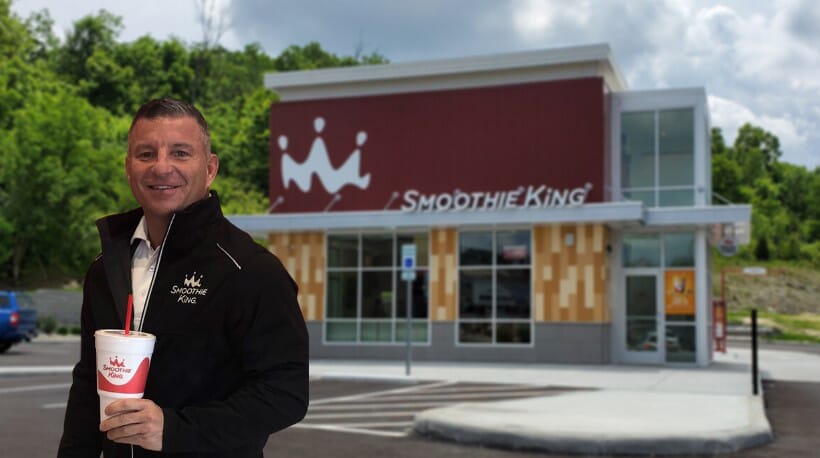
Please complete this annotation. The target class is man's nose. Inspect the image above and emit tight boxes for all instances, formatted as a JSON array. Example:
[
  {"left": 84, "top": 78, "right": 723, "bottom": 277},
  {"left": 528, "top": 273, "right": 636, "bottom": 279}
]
[{"left": 151, "top": 150, "right": 175, "bottom": 174}]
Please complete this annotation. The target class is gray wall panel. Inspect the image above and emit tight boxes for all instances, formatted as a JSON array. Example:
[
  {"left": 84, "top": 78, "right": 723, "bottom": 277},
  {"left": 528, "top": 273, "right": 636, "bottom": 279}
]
[{"left": 307, "top": 321, "right": 611, "bottom": 364}]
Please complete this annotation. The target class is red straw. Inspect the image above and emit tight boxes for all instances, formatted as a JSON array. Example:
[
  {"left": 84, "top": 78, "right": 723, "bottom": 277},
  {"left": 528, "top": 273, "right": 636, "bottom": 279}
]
[{"left": 125, "top": 294, "right": 133, "bottom": 335}]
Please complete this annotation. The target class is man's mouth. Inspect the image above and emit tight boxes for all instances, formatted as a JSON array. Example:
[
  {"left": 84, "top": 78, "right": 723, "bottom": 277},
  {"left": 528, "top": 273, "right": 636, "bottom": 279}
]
[{"left": 148, "top": 185, "right": 181, "bottom": 190}]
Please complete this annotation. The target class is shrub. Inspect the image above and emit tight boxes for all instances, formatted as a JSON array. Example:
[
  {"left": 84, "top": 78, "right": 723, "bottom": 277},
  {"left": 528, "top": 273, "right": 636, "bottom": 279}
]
[{"left": 37, "top": 315, "right": 58, "bottom": 334}]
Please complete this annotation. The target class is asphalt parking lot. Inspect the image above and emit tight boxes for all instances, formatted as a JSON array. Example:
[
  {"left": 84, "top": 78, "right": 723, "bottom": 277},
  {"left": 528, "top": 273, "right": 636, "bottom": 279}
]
[{"left": 2, "top": 340, "right": 820, "bottom": 457}]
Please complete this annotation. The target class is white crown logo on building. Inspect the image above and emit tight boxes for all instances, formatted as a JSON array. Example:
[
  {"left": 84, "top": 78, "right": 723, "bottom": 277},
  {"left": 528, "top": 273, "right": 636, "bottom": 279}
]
[
  {"left": 183, "top": 272, "right": 203, "bottom": 288},
  {"left": 278, "top": 117, "right": 371, "bottom": 194}
]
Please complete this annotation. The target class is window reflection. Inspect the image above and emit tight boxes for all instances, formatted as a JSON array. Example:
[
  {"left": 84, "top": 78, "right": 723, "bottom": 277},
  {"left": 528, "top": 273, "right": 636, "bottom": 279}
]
[
  {"left": 459, "top": 270, "right": 492, "bottom": 318},
  {"left": 328, "top": 235, "right": 358, "bottom": 267},
  {"left": 496, "top": 269, "right": 530, "bottom": 318},
  {"left": 496, "top": 230, "right": 530, "bottom": 265},
  {"left": 622, "top": 234, "right": 660, "bottom": 267},
  {"left": 326, "top": 271, "right": 357, "bottom": 318},
  {"left": 460, "top": 231, "right": 492, "bottom": 265},
  {"left": 459, "top": 322, "right": 492, "bottom": 343}
]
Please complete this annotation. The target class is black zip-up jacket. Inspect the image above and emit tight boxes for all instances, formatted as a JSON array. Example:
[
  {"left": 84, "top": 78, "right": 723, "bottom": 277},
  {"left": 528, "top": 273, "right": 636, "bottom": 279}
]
[{"left": 59, "top": 194, "right": 309, "bottom": 457}]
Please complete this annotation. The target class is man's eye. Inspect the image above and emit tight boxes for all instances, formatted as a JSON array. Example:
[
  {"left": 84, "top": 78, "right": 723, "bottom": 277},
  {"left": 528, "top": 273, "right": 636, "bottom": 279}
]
[
  {"left": 173, "top": 150, "right": 191, "bottom": 157},
  {"left": 136, "top": 151, "right": 153, "bottom": 159}
]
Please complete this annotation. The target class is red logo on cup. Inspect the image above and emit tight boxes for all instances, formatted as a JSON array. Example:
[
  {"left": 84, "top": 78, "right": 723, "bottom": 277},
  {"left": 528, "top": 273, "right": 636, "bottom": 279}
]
[
  {"left": 97, "top": 357, "right": 151, "bottom": 394},
  {"left": 108, "top": 356, "right": 126, "bottom": 368}
]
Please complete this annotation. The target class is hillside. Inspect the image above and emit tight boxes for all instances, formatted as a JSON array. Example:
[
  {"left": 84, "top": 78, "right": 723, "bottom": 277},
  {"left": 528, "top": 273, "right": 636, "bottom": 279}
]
[{"left": 714, "top": 262, "right": 820, "bottom": 314}]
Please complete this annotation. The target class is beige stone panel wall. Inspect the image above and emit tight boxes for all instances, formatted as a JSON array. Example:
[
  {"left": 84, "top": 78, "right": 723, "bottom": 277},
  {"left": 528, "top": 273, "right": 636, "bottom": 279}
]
[
  {"left": 430, "top": 228, "right": 457, "bottom": 321},
  {"left": 532, "top": 224, "right": 609, "bottom": 323},
  {"left": 268, "top": 232, "right": 325, "bottom": 321}
]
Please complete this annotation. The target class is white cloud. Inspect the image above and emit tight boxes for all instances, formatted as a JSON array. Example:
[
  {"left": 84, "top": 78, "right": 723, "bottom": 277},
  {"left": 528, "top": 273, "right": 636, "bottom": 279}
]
[
  {"left": 709, "top": 95, "right": 812, "bottom": 166},
  {"left": 9, "top": 0, "right": 820, "bottom": 168}
]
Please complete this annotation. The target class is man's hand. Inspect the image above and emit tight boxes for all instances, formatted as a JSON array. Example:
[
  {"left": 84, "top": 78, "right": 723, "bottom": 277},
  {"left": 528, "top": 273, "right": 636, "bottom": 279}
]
[{"left": 100, "top": 398, "right": 164, "bottom": 451}]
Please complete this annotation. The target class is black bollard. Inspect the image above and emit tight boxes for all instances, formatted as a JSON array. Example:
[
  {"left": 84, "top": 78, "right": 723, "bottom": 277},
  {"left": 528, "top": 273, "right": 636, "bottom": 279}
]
[{"left": 751, "top": 309, "right": 758, "bottom": 395}]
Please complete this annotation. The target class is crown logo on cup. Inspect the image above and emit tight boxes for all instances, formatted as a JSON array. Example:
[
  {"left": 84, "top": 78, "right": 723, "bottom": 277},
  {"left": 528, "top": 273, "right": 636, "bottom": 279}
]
[{"left": 109, "top": 356, "right": 126, "bottom": 368}]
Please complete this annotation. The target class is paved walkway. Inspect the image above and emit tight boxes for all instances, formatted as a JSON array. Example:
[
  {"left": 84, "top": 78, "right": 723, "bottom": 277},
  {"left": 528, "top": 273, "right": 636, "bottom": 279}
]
[
  {"left": 6, "top": 342, "right": 820, "bottom": 455},
  {"left": 310, "top": 348, "right": 820, "bottom": 456}
]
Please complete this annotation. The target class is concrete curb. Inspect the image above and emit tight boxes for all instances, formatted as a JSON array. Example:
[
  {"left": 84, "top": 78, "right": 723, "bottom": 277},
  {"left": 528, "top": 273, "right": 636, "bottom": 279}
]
[{"left": 413, "top": 392, "right": 773, "bottom": 456}]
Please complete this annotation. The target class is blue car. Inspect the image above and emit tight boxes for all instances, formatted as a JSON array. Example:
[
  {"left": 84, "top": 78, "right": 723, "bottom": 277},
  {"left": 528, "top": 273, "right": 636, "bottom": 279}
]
[{"left": 0, "top": 291, "right": 38, "bottom": 353}]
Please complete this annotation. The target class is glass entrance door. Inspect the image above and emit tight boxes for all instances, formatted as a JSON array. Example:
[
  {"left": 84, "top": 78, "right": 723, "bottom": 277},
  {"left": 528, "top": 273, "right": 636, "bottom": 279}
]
[{"left": 623, "top": 273, "right": 662, "bottom": 364}]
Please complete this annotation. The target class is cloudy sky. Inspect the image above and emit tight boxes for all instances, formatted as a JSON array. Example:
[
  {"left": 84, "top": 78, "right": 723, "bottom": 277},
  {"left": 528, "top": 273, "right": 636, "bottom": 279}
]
[{"left": 12, "top": 0, "right": 820, "bottom": 168}]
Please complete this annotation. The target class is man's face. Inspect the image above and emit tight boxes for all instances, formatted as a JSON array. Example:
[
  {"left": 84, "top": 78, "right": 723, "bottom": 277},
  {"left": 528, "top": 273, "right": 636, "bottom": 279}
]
[{"left": 126, "top": 116, "right": 218, "bottom": 221}]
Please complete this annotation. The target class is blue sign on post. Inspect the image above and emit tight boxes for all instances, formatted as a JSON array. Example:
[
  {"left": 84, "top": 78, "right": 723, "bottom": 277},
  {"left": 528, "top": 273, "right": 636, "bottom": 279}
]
[
  {"left": 401, "top": 244, "right": 416, "bottom": 281},
  {"left": 400, "top": 244, "right": 416, "bottom": 376}
]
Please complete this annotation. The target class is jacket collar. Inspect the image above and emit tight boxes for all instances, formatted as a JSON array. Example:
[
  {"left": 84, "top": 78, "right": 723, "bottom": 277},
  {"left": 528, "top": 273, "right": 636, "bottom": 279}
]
[{"left": 95, "top": 191, "right": 224, "bottom": 327}]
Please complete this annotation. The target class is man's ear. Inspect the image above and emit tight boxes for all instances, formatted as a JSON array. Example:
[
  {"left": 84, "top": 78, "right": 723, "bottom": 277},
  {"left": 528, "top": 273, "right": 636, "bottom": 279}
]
[{"left": 206, "top": 153, "right": 219, "bottom": 188}]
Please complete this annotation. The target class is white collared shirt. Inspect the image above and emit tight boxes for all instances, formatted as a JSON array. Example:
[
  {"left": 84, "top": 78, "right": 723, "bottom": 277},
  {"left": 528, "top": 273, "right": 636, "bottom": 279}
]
[{"left": 130, "top": 216, "right": 160, "bottom": 330}]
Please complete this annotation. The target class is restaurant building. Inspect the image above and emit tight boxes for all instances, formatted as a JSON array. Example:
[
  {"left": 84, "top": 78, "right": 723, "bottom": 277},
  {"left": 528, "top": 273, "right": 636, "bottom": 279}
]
[{"left": 230, "top": 44, "right": 751, "bottom": 366}]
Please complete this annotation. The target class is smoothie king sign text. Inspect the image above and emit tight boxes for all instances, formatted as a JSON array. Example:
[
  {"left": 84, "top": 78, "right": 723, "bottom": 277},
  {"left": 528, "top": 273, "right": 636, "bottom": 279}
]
[{"left": 401, "top": 183, "right": 592, "bottom": 212}]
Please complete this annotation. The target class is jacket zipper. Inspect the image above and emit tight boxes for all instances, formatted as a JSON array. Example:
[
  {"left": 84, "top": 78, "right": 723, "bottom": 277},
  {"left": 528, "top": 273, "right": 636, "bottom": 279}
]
[{"left": 137, "top": 213, "right": 175, "bottom": 333}]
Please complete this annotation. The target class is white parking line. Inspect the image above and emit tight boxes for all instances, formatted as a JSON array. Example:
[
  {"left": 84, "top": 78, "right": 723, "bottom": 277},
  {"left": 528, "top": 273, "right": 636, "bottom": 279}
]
[
  {"left": 306, "top": 411, "right": 416, "bottom": 420},
  {"left": 293, "top": 423, "right": 406, "bottom": 438},
  {"left": 302, "top": 381, "right": 562, "bottom": 439},
  {"left": 415, "top": 384, "right": 546, "bottom": 394},
  {"left": 0, "top": 383, "right": 71, "bottom": 395},
  {"left": 310, "top": 401, "right": 449, "bottom": 411},
  {"left": 311, "top": 380, "right": 456, "bottom": 405},
  {"left": 42, "top": 402, "right": 67, "bottom": 409},
  {"left": 336, "top": 389, "right": 555, "bottom": 402},
  {"left": 309, "top": 421, "right": 414, "bottom": 428}
]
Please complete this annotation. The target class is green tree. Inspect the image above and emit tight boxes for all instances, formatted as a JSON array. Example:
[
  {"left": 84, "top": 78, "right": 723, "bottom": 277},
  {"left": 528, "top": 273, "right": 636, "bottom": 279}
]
[
  {"left": 57, "top": 10, "right": 123, "bottom": 84},
  {"left": 274, "top": 41, "right": 388, "bottom": 72},
  {"left": 0, "top": 88, "right": 131, "bottom": 283}
]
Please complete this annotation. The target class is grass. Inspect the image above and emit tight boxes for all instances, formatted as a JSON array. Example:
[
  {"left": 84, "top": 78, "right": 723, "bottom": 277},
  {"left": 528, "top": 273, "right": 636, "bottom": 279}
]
[{"left": 727, "top": 309, "right": 820, "bottom": 344}]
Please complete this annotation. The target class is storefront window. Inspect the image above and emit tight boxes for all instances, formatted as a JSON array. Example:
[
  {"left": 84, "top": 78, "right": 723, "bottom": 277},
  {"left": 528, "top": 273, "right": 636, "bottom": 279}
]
[
  {"left": 659, "top": 109, "right": 694, "bottom": 187},
  {"left": 622, "top": 234, "right": 660, "bottom": 267},
  {"left": 621, "top": 108, "right": 695, "bottom": 207},
  {"left": 621, "top": 111, "right": 655, "bottom": 190},
  {"left": 328, "top": 235, "right": 358, "bottom": 267},
  {"left": 458, "top": 229, "right": 532, "bottom": 345},
  {"left": 326, "top": 232, "right": 429, "bottom": 343},
  {"left": 664, "top": 233, "right": 695, "bottom": 267}
]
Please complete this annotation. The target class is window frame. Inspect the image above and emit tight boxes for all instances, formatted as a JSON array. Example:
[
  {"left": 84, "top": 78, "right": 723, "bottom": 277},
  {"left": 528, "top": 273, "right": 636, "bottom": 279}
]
[
  {"left": 324, "top": 230, "right": 431, "bottom": 345},
  {"left": 456, "top": 227, "right": 534, "bottom": 347}
]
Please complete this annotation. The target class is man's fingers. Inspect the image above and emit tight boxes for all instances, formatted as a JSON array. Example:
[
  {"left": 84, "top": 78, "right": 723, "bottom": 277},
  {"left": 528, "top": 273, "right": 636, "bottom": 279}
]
[{"left": 105, "top": 398, "right": 150, "bottom": 416}]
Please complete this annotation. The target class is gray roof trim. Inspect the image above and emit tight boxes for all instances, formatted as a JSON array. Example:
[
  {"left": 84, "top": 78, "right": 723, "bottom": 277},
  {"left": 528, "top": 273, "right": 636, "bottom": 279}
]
[
  {"left": 228, "top": 202, "right": 644, "bottom": 233},
  {"left": 644, "top": 205, "right": 752, "bottom": 226},
  {"left": 229, "top": 203, "right": 752, "bottom": 234},
  {"left": 265, "top": 44, "right": 628, "bottom": 101}
]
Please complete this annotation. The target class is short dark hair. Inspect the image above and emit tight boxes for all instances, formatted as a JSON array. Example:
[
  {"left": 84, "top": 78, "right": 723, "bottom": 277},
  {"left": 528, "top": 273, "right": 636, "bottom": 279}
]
[{"left": 128, "top": 98, "right": 211, "bottom": 152}]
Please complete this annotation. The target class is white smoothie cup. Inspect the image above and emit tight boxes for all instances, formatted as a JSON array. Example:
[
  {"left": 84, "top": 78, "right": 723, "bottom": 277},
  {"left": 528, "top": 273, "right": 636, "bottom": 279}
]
[{"left": 95, "top": 329, "right": 156, "bottom": 420}]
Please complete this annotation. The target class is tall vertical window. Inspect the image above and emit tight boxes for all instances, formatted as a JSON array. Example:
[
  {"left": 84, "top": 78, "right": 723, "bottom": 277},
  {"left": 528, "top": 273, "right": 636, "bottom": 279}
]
[
  {"left": 458, "top": 229, "right": 532, "bottom": 345},
  {"left": 621, "top": 108, "right": 695, "bottom": 207},
  {"left": 326, "top": 232, "right": 429, "bottom": 343}
]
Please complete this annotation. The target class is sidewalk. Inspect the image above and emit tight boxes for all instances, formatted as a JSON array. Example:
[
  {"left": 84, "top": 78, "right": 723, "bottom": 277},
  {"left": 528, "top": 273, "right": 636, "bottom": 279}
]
[{"left": 310, "top": 350, "right": 775, "bottom": 455}]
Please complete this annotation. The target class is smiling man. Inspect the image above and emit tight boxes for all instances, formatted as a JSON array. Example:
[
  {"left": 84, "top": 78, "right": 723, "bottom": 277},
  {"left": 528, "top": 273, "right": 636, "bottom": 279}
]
[{"left": 59, "top": 98, "right": 309, "bottom": 457}]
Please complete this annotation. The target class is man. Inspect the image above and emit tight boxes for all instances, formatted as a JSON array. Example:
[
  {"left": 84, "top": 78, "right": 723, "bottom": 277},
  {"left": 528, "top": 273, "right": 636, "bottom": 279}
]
[{"left": 59, "top": 98, "right": 308, "bottom": 457}]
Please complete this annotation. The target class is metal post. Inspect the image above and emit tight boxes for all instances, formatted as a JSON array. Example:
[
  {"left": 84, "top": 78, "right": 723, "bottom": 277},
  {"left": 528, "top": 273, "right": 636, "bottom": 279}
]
[
  {"left": 751, "top": 308, "right": 758, "bottom": 395},
  {"left": 405, "top": 281, "right": 412, "bottom": 376}
]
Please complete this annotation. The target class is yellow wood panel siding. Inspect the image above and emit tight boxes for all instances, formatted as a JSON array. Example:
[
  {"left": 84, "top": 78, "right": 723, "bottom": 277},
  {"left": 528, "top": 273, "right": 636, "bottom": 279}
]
[
  {"left": 533, "top": 224, "right": 609, "bottom": 323},
  {"left": 268, "top": 232, "right": 325, "bottom": 321},
  {"left": 430, "top": 228, "right": 457, "bottom": 321}
]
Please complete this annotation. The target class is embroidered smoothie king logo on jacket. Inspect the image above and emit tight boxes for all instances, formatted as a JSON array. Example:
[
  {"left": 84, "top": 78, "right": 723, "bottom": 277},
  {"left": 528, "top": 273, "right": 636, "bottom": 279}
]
[{"left": 171, "top": 272, "right": 208, "bottom": 303}]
